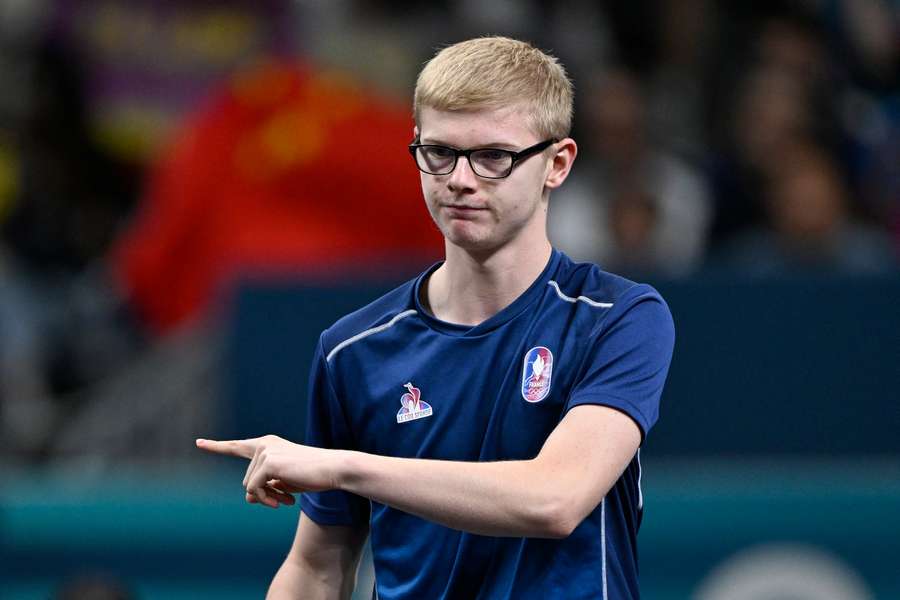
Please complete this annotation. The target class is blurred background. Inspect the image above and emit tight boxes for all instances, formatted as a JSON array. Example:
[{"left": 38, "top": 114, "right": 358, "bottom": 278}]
[{"left": 0, "top": 1, "right": 897, "bottom": 598}]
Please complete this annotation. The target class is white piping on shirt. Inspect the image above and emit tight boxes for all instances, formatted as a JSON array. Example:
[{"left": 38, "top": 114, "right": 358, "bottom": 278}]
[
  {"left": 601, "top": 497, "right": 608, "bottom": 600},
  {"left": 326, "top": 309, "right": 418, "bottom": 362},
  {"left": 637, "top": 448, "right": 643, "bottom": 511},
  {"left": 548, "top": 280, "right": 614, "bottom": 308}
]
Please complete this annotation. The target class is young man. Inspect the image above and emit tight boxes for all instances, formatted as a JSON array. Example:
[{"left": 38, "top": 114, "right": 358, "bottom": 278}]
[{"left": 198, "top": 37, "right": 675, "bottom": 599}]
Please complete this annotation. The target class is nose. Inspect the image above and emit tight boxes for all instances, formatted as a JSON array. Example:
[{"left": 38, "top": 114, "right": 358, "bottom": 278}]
[{"left": 446, "top": 155, "right": 478, "bottom": 192}]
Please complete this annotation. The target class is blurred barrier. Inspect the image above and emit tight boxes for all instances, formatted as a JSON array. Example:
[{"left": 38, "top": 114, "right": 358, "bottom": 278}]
[
  {"left": 222, "top": 283, "right": 400, "bottom": 442},
  {"left": 2, "top": 461, "right": 898, "bottom": 599},
  {"left": 0, "top": 469, "right": 296, "bottom": 600},
  {"left": 650, "top": 272, "right": 900, "bottom": 457},
  {"left": 639, "top": 458, "right": 900, "bottom": 599}
]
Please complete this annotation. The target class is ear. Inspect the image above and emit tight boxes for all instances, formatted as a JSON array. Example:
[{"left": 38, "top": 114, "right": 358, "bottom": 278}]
[
  {"left": 544, "top": 138, "right": 577, "bottom": 190},
  {"left": 413, "top": 124, "right": 420, "bottom": 139}
]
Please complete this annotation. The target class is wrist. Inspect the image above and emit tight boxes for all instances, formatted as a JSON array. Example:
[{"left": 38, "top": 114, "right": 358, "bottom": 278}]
[{"left": 330, "top": 449, "right": 360, "bottom": 491}]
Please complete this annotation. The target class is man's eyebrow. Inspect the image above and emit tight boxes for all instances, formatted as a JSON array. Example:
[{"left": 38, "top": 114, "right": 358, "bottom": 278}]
[{"left": 418, "top": 138, "right": 520, "bottom": 150}]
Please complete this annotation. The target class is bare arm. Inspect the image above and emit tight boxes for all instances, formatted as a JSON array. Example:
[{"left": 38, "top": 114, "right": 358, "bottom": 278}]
[
  {"left": 339, "top": 404, "right": 639, "bottom": 537},
  {"left": 198, "top": 403, "right": 640, "bottom": 539},
  {"left": 267, "top": 513, "right": 368, "bottom": 600}
]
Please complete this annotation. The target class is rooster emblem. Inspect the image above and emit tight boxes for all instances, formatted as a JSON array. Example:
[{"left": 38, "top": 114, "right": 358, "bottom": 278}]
[
  {"left": 400, "top": 383, "right": 421, "bottom": 412},
  {"left": 397, "top": 382, "right": 432, "bottom": 423}
]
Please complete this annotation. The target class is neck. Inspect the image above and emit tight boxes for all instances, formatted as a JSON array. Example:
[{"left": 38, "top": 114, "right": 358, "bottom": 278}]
[{"left": 425, "top": 236, "right": 553, "bottom": 326}]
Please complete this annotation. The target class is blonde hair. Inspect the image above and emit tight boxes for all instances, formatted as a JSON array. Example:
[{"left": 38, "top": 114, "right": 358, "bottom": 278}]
[{"left": 414, "top": 36, "right": 573, "bottom": 140}]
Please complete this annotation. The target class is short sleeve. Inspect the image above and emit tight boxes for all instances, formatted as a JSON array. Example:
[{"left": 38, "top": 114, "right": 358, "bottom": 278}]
[
  {"left": 564, "top": 288, "right": 675, "bottom": 440},
  {"left": 300, "top": 335, "right": 370, "bottom": 526}
]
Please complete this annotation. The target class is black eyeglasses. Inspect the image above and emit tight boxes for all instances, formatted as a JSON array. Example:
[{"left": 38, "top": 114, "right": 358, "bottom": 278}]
[{"left": 408, "top": 138, "right": 557, "bottom": 179}]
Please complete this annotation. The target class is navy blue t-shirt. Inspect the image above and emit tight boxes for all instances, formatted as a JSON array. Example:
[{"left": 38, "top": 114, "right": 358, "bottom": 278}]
[{"left": 301, "top": 249, "right": 675, "bottom": 599}]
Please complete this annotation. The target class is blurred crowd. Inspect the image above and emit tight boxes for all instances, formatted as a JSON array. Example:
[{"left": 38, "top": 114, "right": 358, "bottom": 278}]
[
  {"left": 0, "top": 0, "right": 897, "bottom": 465},
  {"left": 549, "top": 0, "right": 898, "bottom": 277}
]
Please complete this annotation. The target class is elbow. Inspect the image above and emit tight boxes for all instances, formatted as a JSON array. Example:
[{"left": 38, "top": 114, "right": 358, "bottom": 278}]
[
  {"left": 542, "top": 516, "right": 578, "bottom": 540},
  {"left": 530, "top": 495, "right": 584, "bottom": 539}
]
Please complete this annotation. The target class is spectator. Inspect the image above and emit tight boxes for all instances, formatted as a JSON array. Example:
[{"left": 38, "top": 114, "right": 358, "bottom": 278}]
[
  {"left": 720, "top": 140, "right": 895, "bottom": 275},
  {"left": 709, "top": 63, "right": 821, "bottom": 245},
  {"left": 550, "top": 67, "right": 711, "bottom": 277},
  {"left": 707, "top": 9, "right": 839, "bottom": 247}
]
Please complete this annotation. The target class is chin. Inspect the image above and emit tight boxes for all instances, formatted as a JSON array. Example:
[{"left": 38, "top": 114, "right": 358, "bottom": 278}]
[
  {"left": 446, "top": 233, "right": 509, "bottom": 256},
  {"left": 443, "top": 222, "right": 494, "bottom": 249},
  {"left": 447, "top": 234, "right": 489, "bottom": 250}
]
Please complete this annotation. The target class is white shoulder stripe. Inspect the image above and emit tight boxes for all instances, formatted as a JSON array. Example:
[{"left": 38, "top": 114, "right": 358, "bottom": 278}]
[
  {"left": 548, "top": 280, "right": 614, "bottom": 308},
  {"left": 326, "top": 309, "right": 418, "bottom": 362}
]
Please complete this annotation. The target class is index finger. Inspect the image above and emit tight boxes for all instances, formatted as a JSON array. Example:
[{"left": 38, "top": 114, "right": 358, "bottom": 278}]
[{"left": 196, "top": 438, "right": 257, "bottom": 459}]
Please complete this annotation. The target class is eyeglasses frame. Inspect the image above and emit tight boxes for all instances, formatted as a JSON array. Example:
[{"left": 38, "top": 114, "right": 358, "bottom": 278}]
[{"left": 407, "top": 138, "right": 558, "bottom": 179}]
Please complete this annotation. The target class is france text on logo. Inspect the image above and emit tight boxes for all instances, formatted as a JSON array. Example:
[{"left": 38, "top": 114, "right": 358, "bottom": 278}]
[
  {"left": 397, "top": 382, "right": 432, "bottom": 423},
  {"left": 521, "top": 346, "right": 553, "bottom": 403}
]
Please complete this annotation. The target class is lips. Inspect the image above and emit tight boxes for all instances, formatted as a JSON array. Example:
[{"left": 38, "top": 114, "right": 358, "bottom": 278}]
[
  {"left": 443, "top": 203, "right": 487, "bottom": 211},
  {"left": 443, "top": 204, "right": 487, "bottom": 219}
]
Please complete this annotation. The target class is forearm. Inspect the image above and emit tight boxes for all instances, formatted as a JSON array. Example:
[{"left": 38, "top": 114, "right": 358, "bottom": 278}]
[
  {"left": 331, "top": 407, "right": 641, "bottom": 538},
  {"left": 337, "top": 452, "right": 576, "bottom": 538},
  {"left": 266, "top": 515, "right": 365, "bottom": 600},
  {"left": 267, "top": 557, "right": 354, "bottom": 600}
]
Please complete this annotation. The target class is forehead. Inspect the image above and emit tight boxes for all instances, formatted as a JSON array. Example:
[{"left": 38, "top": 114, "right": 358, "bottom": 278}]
[{"left": 417, "top": 104, "right": 538, "bottom": 147}]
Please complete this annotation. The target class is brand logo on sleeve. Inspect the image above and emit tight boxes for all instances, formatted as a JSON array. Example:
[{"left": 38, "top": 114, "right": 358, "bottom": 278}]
[
  {"left": 396, "top": 382, "right": 432, "bottom": 423},
  {"left": 522, "top": 346, "right": 553, "bottom": 403}
]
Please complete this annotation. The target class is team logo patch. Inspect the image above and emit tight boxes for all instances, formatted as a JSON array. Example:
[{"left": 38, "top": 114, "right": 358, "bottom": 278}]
[
  {"left": 522, "top": 346, "right": 553, "bottom": 403},
  {"left": 397, "top": 382, "right": 432, "bottom": 423}
]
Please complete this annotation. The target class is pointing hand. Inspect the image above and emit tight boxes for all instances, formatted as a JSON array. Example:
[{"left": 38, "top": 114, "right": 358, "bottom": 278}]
[{"left": 196, "top": 435, "right": 340, "bottom": 508}]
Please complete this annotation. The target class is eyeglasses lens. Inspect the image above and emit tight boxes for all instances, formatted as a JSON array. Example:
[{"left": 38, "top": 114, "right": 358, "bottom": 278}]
[
  {"left": 470, "top": 150, "right": 513, "bottom": 178},
  {"left": 418, "top": 147, "right": 454, "bottom": 174}
]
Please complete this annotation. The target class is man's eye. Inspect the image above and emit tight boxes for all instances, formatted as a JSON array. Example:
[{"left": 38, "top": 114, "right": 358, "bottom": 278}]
[
  {"left": 426, "top": 147, "right": 454, "bottom": 158},
  {"left": 477, "top": 150, "right": 508, "bottom": 162}
]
